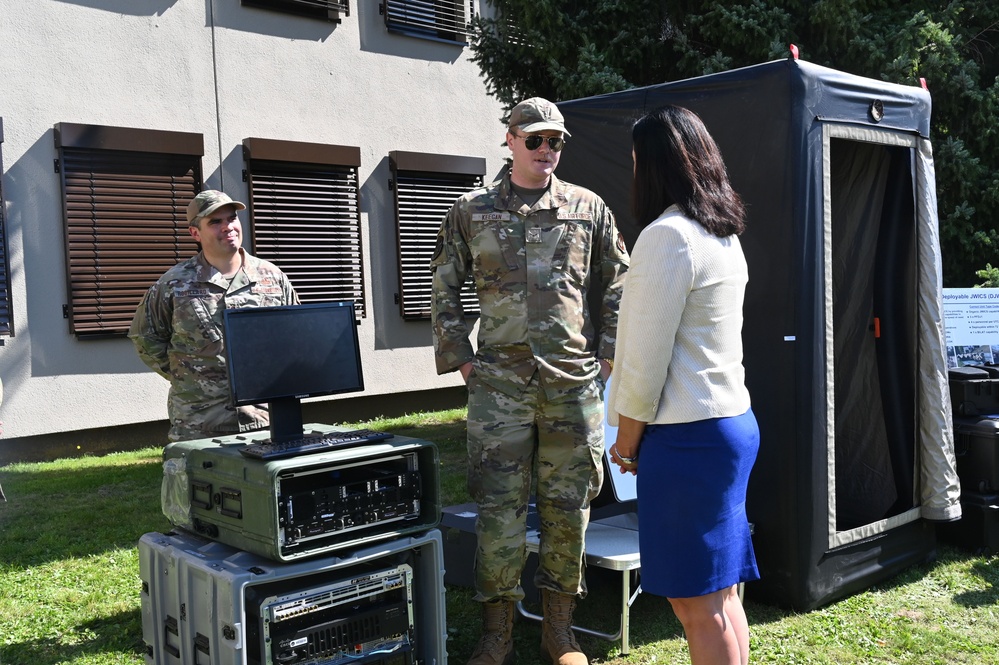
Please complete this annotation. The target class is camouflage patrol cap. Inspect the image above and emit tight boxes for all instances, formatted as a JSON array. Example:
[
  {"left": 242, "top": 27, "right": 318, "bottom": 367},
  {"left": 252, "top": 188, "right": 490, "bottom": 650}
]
[
  {"left": 186, "top": 190, "right": 246, "bottom": 226},
  {"left": 509, "top": 97, "right": 571, "bottom": 137}
]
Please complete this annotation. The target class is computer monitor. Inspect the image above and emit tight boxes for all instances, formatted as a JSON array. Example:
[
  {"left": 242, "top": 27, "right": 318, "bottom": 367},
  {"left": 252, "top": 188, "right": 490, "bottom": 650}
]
[{"left": 223, "top": 301, "right": 363, "bottom": 443}]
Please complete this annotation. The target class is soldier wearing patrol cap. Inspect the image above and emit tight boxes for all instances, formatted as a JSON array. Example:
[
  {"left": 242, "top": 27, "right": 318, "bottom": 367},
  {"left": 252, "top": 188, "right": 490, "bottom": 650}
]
[
  {"left": 431, "top": 97, "right": 630, "bottom": 665},
  {"left": 129, "top": 189, "right": 299, "bottom": 442}
]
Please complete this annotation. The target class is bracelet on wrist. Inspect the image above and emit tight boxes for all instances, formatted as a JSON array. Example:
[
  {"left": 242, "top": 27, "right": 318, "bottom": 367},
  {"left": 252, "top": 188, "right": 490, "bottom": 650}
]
[{"left": 612, "top": 444, "right": 638, "bottom": 464}]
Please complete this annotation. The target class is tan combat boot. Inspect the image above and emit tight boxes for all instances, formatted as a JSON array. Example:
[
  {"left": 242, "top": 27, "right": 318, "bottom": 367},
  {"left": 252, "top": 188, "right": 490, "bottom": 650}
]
[
  {"left": 467, "top": 599, "right": 516, "bottom": 665},
  {"left": 539, "top": 589, "right": 588, "bottom": 665}
]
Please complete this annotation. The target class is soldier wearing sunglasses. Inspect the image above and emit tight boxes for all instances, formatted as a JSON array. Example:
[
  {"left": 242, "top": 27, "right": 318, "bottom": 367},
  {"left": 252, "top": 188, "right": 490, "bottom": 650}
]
[{"left": 431, "top": 97, "right": 630, "bottom": 665}]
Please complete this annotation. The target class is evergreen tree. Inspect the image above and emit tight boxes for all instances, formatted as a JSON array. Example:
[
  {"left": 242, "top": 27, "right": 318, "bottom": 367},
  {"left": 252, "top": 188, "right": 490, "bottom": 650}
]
[{"left": 470, "top": 1, "right": 999, "bottom": 286}]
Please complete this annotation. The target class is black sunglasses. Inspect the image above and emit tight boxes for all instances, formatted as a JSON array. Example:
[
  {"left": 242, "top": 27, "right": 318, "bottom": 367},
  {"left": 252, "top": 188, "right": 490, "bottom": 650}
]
[{"left": 510, "top": 132, "right": 566, "bottom": 152}]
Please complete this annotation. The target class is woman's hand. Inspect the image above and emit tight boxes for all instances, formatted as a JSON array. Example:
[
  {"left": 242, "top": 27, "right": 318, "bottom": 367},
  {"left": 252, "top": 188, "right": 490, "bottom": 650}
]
[
  {"left": 610, "top": 443, "right": 638, "bottom": 475},
  {"left": 599, "top": 359, "right": 613, "bottom": 382},
  {"left": 610, "top": 415, "right": 646, "bottom": 476}
]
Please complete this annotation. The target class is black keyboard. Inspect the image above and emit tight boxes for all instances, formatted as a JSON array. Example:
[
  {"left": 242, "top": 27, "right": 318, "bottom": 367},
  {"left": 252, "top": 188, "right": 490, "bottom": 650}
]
[{"left": 239, "top": 429, "right": 395, "bottom": 461}]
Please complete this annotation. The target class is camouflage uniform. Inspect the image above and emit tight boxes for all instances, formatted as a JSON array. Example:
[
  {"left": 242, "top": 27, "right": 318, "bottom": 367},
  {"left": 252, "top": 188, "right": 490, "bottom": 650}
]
[
  {"left": 431, "top": 171, "right": 630, "bottom": 602},
  {"left": 129, "top": 249, "right": 299, "bottom": 442}
]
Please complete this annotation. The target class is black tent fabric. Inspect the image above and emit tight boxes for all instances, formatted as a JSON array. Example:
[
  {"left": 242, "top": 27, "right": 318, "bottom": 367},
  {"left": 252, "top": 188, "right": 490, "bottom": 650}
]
[{"left": 557, "top": 56, "right": 961, "bottom": 610}]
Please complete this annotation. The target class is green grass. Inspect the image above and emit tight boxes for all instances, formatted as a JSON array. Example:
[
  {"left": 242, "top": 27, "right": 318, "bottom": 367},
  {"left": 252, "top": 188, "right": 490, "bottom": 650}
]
[{"left": 1, "top": 408, "right": 997, "bottom": 665}]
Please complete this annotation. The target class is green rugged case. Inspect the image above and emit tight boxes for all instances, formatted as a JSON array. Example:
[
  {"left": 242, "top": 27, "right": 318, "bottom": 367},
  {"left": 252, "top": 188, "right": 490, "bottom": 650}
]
[{"left": 162, "top": 424, "right": 441, "bottom": 562}]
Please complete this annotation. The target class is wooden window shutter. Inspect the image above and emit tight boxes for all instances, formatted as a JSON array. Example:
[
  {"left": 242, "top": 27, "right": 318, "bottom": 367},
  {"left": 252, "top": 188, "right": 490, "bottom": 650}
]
[
  {"left": 389, "top": 150, "right": 484, "bottom": 320},
  {"left": 243, "top": 138, "right": 365, "bottom": 317},
  {"left": 0, "top": 118, "right": 12, "bottom": 337},
  {"left": 54, "top": 123, "right": 204, "bottom": 338}
]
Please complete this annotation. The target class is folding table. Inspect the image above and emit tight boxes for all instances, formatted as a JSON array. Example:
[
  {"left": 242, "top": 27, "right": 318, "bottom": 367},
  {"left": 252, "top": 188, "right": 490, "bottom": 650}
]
[{"left": 518, "top": 511, "right": 643, "bottom": 654}]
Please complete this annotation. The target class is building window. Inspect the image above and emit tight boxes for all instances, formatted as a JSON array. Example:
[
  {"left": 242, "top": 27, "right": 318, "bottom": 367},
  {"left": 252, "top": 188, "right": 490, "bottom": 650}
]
[
  {"left": 243, "top": 138, "right": 365, "bottom": 317},
  {"left": 241, "top": 0, "right": 349, "bottom": 23},
  {"left": 0, "top": 118, "right": 13, "bottom": 337},
  {"left": 381, "top": 0, "right": 472, "bottom": 45},
  {"left": 389, "top": 150, "right": 484, "bottom": 320},
  {"left": 54, "top": 123, "right": 203, "bottom": 338}
]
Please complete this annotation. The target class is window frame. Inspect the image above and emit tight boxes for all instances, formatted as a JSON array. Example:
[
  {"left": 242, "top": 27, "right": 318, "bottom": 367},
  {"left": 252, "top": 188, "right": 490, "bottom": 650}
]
[
  {"left": 54, "top": 122, "right": 204, "bottom": 339},
  {"left": 380, "top": 0, "right": 474, "bottom": 45},
  {"left": 242, "top": 137, "right": 366, "bottom": 317},
  {"left": 389, "top": 150, "right": 485, "bottom": 320},
  {"left": 241, "top": 0, "right": 349, "bottom": 23},
  {"left": 0, "top": 118, "right": 13, "bottom": 338}
]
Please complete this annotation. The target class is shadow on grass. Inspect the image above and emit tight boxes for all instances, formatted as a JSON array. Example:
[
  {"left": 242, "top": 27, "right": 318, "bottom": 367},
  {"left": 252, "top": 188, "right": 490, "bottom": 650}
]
[
  {"left": 836, "top": 543, "right": 994, "bottom": 609},
  {"left": 0, "top": 453, "right": 172, "bottom": 568},
  {"left": 954, "top": 553, "right": 999, "bottom": 607},
  {"left": 0, "top": 608, "right": 146, "bottom": 665},
  {"left": 445, "top": 564, "right": 691, "bottom": 665},
  {"left": 446, "top": 583, "right": 683, "bottom": 665}
]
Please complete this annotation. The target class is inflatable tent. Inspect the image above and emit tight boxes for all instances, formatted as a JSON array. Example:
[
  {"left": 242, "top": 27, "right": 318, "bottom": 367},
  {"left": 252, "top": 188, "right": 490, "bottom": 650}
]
[{"left": 558, "top": 56, "right": 962, "bottom": 610}]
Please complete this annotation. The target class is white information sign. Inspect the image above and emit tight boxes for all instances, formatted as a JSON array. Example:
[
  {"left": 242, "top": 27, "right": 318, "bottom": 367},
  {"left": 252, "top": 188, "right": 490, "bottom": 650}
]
[{"left": 942, "top": 288, "right": 999, "bottom": 367}]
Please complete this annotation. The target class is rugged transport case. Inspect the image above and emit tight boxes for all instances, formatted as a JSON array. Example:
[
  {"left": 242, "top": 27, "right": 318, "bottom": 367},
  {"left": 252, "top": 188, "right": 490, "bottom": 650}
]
[
  {"left": 162, "top": 425, "right": 440, "bottom": 562},
  {"left": 937, "top": 492, "right": 999, "bottom": 555},
  {"left": 949, "top": 370, "right": 999, "bottom": 417},
  {"left": 138, "top": 528, "right": 447, "bottom": 665},
  {"left": 952, "top": 416, "right": 999, "bottom": 493}
]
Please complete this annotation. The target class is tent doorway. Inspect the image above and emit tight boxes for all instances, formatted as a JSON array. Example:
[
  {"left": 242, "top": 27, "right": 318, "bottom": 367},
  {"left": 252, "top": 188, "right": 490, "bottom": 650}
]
[{"left": 826, "top": 126, "right": 920, "bottom": 546}]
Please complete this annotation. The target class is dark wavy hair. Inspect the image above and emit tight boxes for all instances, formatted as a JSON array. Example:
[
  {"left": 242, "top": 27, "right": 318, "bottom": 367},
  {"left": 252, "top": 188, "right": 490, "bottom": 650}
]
[{"left": 631, "top": 105, "right": 746, "bottom": 237}]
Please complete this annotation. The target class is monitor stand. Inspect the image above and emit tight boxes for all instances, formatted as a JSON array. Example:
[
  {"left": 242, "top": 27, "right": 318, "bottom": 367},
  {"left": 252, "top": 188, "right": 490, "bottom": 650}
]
[{"left": 268, "top": 397, "right": 305, "bottom": 443}]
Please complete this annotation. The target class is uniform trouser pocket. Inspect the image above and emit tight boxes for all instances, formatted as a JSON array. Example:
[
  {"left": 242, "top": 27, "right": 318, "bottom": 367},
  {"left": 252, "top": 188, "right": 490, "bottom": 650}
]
[{"left": 466, "top": 377, "right": 604, "bottom": 601}]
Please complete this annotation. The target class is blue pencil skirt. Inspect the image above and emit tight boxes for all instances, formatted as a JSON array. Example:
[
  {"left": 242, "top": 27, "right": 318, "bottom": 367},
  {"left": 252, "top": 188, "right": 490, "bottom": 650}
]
[{"left": 636, "top": 408, "right": 761, "bottom": 598}]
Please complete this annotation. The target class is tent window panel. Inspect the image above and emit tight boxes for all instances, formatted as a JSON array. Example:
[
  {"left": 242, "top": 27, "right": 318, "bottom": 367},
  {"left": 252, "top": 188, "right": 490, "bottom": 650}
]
[
  {"left": 831, "top": 138, "right": 917, "bottom": 532},
  {"left": 56, "top": 140, "right": 203, "bottom": 338},
  {"left": 0, "top": 119, "right": 12, "bottom": 337},
  {"left": 389, "top": 155, "right": 483, "bottom": 320},
  {"left": 381, "top": 0, "right": 472, "bottom": 45},
  {"left": 241, "top": 0, "right": 349, "bottom": 23},
  {"left": 246, "top": 159, "right": 366, "bottom": 317}
]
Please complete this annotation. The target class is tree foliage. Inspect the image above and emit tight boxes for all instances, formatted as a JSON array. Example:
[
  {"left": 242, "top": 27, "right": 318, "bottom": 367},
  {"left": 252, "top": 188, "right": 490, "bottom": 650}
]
[
  {"left": 469, "top": 1, "right": 999, "bottom": 286},
  {"left": 975, "top": 262, "right": 999, "bottom": 287}
]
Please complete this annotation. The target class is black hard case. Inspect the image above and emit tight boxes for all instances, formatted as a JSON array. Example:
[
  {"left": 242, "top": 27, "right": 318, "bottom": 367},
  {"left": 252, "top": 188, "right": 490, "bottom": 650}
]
[
  {"left": 937, "top": 491, "right": 999, "bottom": 555},
  {"left": 948, "top": 367, "right": 999, "bottom": 417},
  {"left": 953, "top": 416, "right": 999, "bottom": 493},
  {"left": 441, "top": 502, "right": 542, "bottom": 603}
]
